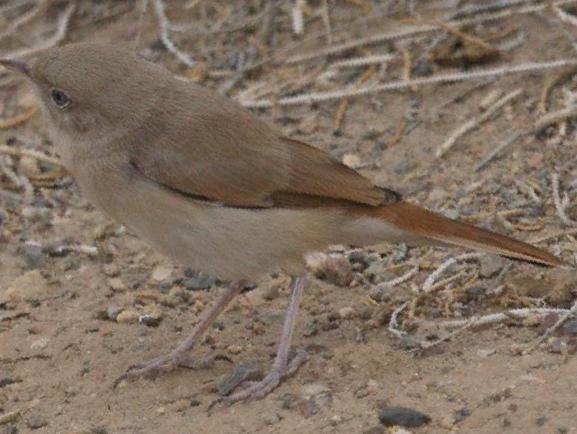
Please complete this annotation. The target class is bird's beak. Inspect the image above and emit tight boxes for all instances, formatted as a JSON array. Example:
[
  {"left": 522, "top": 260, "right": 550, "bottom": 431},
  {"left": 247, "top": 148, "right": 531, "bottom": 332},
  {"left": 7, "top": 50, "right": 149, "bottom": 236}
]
[{"left": 0, "top": 59, "right": 30, "bottom": 77}]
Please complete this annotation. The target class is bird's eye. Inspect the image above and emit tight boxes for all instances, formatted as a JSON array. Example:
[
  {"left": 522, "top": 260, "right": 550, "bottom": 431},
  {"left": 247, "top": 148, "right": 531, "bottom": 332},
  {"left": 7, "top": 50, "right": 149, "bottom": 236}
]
[{"left": 50, "top": 89, "right": 71, "bottom": 108}]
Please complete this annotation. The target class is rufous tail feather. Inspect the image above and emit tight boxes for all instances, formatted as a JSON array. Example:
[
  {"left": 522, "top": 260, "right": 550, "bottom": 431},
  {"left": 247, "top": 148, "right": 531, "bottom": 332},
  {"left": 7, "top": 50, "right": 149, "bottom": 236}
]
[{"left": 374, "top": 202, "right": 563, "bottom": 267}]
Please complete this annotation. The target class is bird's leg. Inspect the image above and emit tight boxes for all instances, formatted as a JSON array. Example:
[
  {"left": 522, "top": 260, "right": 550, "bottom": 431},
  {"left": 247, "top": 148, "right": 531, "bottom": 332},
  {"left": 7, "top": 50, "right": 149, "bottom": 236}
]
[
  {"left": 114, "top": 280, "right": 246, "bottom": 387},
  {"left": 212, "top": 275, "right": 309, "bottom": 406}
]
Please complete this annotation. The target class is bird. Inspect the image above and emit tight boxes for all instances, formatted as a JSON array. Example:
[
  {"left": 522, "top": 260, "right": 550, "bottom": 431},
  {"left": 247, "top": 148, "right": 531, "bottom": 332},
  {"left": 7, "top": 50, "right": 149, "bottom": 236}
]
[{"left": 0, "top": 42, "right": 563, "bottom": 405}]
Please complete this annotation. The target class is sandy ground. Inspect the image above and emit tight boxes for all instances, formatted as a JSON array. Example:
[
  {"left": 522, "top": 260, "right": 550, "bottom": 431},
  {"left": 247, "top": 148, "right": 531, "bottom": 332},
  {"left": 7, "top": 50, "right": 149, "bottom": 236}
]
[{"left": 2, "top": 1, "right": 577, "bottom": 433}]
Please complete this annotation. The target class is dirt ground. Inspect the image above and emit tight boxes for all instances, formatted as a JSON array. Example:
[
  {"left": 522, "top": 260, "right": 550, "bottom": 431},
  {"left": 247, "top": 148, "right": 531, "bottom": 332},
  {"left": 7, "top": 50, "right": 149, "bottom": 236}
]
[{"left": 2, "top": 1, "right": 577, "bottom": 433}]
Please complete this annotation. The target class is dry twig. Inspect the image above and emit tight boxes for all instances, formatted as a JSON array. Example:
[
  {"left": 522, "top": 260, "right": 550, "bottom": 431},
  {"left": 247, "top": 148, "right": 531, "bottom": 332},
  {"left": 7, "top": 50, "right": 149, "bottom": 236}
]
[
  {"left": 2, "top": 2, "right": 75, "bottom": 61},
  {"left": 551, "top": 173, "right": 577, "bottom": 226},
  {"left": 436, "top": 89, "right": 522, "bottom": 157},
  {"left": 242, "top": 59, "right": 577, "bottom": 108},
  {"left": 474, "top": 131, "right": 524, "bottom": 171},
  {"left": 0, "top": 144, "right": 62, "bottom": 168},
  {"left": 523, "top": 297, "right": 577, "bottom": 354},
  {"left": 151, "top": 0, "right": 195, "bottom": 67}
]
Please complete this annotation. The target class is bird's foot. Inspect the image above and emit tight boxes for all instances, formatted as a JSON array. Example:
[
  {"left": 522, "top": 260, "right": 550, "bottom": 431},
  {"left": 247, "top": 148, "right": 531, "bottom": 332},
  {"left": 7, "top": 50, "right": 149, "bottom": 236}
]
[
  {"left": 210, "top": 349, "right": 308, "bottom": 408},
  {"left": 113, "top": 351, "right": 232, "bottom": 388}
]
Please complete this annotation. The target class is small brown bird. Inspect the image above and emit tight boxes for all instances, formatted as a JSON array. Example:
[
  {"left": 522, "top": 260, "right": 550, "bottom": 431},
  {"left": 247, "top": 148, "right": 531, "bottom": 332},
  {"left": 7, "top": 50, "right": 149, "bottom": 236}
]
[{"left": 0, "top": 43, "right": 562, "bottom": 404}]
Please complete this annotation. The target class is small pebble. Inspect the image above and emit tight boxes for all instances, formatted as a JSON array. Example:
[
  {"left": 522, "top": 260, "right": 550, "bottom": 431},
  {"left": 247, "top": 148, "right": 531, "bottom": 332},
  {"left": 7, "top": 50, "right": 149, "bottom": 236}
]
[
  {"left": 454, "top": 407, "right": 471, "bottom": 423},
  {"left": 116, "top": 309, "right": 139, "bottom": 324},
  {"left": 477, "top": 349, "right": 496, "bottom": 358},
  {"left": 535, "top": 415, "right": 547, "bottom": 426},
  {"left": 106, "top": 306, "right": 123, "bottom": 321},
  {"left": 227, "top": 345, "right": 243, "bottom": 354},
  {"left": 348, "top": 251, "right": 372, "bottom": 271},
  {"left": 3, "top": 270, "right": 50, "bottom": 302},
  {"left": 30, "top": 337, "right": 49, "bottom": 351},
  {"left": 392, "top": 159, "right": 415, "bottom": 174},
  {"left": 25, "top": 412, "right": 47, "bottom": 430},
  {"left": 479, "top": 255, "right": 504, "bottom": 278},
  {"left": 562, "top": 320, "right": 577, "bottom": 336},
  {"left": 378, "top": 406, "right": 431, "bottom": 428},
  {"left": 338, "top": 306, "right": 356, "bottom": 319},
  {"left": 280, "top": 393, "right": 300, "bottom": 410},
  {"left": 0, "top": 377, "right": 20, "bottom": 388},
  {"left": 18, "top": 243, "right": 46, "bottom": 269},
  {"left": 307, "top": 253, "right": 353, "bottom": 287},
  {"left": 264, "top": 413, "right": 282, "bottom": 426},
  {"left": 183, "top": 272, "right": 216, "bottom": 290},
  {"left": 139, "top": 314, "right": 161, "bottom": 327},
  {"left": 302, "top": 320, "right": 319, "bottom": 337},
  {"left": 150, "top": 265, "right": 173, "bottom": 283},
  {"left": 262, "top": 278, "right": 283, "bottom": 301},
  {"left": 342, "top": 153, "right": 362, "bottom": 169},
  {"left": 1, "top": 425, "right": 18, "bottom": 434},
  {"left": 108, "top": 278, "right": 126, "bottom": 292}
]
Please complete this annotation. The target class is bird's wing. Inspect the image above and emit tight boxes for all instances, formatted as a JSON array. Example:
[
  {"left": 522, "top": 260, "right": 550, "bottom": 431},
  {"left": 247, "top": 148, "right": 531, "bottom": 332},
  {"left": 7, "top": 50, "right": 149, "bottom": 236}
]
[{"left": 132, "top": 82, "right": 397, "bottom": 208}]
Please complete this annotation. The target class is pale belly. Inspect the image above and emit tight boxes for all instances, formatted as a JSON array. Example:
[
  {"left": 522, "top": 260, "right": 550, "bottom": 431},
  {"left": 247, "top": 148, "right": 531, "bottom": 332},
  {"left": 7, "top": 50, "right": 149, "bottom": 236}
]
[{"left": 75, "top": 165, "right": 406, "bottom": 281}]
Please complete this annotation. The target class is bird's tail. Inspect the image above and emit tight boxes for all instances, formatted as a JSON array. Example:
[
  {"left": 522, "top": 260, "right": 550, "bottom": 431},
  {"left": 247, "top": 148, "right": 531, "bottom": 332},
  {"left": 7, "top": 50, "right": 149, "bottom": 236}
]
[{"left": 370, "top": 201, "right": 563, "bottom": 267}]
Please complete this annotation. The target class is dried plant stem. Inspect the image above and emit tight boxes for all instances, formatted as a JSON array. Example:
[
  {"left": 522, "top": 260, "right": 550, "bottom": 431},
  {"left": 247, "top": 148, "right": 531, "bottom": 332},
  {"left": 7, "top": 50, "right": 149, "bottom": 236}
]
[
  {"left": 333, "top": 65, "right": 376, "bottom": 130},
  {"left": 436, "top": 89, "right": 522, "bottom": 157},
  {"left": 0, "top": 0, "right": 48, "bottom": 42},
  {"left": 0, "top": 144, "right": 62, "bottom": 167},
  {"left": 535, "top": 104, "right": 577, "bottom": 130},
  {"left": 388, "top": 301, "right": 409, "bottom": 339},
  {"left": 523, "top": 298, "right": 577, "bottom": 354},
  {"left": 538, "top": 66, "right": 577, "bottom": 113},
  {"left": 438, "top": 307, "right": 572, "bottom": 330},
  {"left": 370, "top": 266, "right": 419, "bottom": 300},
  {"left": 474, "top": 131, "right": 524, "bottom": 171},
  {"left": 292, "top": 0, "right": 306, "bottom": 35},
  {"left": 320, "top": 0, "right": 332, "bottom": 44},
  {"left": 551, "top": 173, "right": 577, "bottom": 226},
  {"left": 421, "top": 253, "right": 484, "bottom": 293},
  {"left": 0, "top": 106, "right": 38, "bottom": 129},
  {"left": 529, "top": 228, "right": 577, "bottom": 243},
  {"left": 285, "top": 0, "right": 577, "bottom": 64},
  {"left": 242, "top": 59, "right": 577, "bottom": 108},
  {"left": 133, "top": 0, "right": 148, "bottom": 50},
  {"left": 3, "top": 2, "right": 75, "bottom": 61},
  {"left": 151, "top": 0, "right": 195, "bottom": 67},
  {"left": 437, "top": 21, "right": 497, "bottom": 53},
  {"left": 328, "top": 53, "right": 395, "bottom": 69}
]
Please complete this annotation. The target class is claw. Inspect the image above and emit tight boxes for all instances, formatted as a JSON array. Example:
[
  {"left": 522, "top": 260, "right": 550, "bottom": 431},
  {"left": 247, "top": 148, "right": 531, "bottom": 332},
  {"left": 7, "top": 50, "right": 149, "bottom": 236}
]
[{"left": 112, "top": 353, "right": 230, "bottom": 389}]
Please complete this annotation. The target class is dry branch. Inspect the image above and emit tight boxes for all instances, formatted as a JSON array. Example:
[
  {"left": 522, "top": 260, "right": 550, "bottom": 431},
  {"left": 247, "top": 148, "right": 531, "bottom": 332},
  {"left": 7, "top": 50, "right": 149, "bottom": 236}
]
[
  {"left": 242, "top": 59, "right": 577, "bottom": 108},
  {"left": 436, "top": 89, "right": 522, "bottom": 158}
]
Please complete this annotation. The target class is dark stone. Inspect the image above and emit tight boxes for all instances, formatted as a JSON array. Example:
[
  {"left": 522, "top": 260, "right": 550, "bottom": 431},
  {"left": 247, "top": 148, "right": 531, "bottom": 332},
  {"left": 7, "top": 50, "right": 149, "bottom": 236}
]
[
  {"left": 562, "top": 320, "right": 577, "bottom": 336},
  {"left": 391, "top": 159, "right": 415, "bottom": 175},
  {"left": 454, "top": 407, "right": 471, "bottom": 423},
  {"left": 183, "top": 272, "right": 216, "bottom": 291},
  {"left": 25, "top": 413, "right": 47, "bottom": 430},
  {"left": 348, "top": 251, "right": 371, "bottom": 270},
  {"left": 536, "top": 416, "right": 548, "bottom": 426},
  {"left": 0, "top": 377, "right": 20, "bottom": 388},
  {"left": 378, "top": 406, "right": 431, "bottom": 428},
  {"left": 302, "top": 320, "right": 319, "bottom": 337},
  {"left": 18, "top": 243, "right": 46, "bottom": 269},
  {"left": 1, "top": 425, "right": 18, "bottom": 434},
  {"left": 138, "top": 314, "right": 161, "bottom": 327},
  {"left": 280, "top": 393, "right": 300, "bottom": 410},
  {"left": 217, "top": 362, "right": 262, "bottom": 396}
]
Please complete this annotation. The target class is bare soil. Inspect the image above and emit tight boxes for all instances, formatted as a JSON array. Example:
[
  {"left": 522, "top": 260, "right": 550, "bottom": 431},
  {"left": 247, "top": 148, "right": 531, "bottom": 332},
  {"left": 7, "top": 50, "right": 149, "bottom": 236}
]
[{"left": 2, "top": 1, "right": 577, "bottom": 433}]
